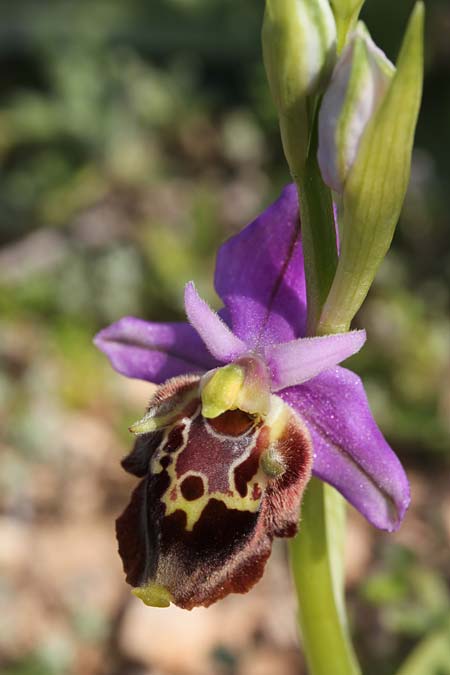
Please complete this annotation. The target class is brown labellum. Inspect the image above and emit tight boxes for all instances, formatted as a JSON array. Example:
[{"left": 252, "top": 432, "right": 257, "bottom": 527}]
[{"left": 116, "top": 373, "right": 312, "bottom": 609}]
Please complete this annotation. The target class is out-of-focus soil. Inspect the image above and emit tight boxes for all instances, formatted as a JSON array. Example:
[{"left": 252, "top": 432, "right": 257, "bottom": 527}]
[{"left": 1, "top": 378, "right": 449, "bottom": 675}]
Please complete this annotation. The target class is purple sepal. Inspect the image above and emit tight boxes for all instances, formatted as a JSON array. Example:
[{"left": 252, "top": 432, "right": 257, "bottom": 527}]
[
  {"left": 215, "top": 184, "right": 307, "bottom": 348},
  {"left": 94, "top": 316, "right": 218, "bottom": 384},
  {"left": 266, "top": 330, "right": 366, "bottom": 391},
  {"left": 280, "top": 366, "right": 410, "bottom": 531}
]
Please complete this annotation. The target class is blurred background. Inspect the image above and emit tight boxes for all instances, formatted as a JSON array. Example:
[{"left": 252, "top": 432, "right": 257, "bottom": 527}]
[{"left": 0, "top": 0, "right": 449, "bottom": 674}]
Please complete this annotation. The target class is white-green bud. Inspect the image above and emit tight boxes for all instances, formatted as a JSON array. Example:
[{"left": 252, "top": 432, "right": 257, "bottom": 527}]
[
  {"left": 262, "top": 0, "right": 337, "bottom": 176},
  {"left": 318, "top": 23, "right": 395, "bottom": 193}
]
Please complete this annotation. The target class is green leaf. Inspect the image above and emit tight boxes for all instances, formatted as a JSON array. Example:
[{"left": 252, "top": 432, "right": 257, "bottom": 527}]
[{"left": 396, "top": 620, "right": 450, "bottom": 675}]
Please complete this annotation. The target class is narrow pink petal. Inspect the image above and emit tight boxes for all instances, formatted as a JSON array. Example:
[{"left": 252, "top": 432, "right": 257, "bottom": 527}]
[
  {"left": 184, "top": 282, "right": 247, "bottom": 362},
  {"left": 266, "top": 330, "right": 366, "bottom": 391}
]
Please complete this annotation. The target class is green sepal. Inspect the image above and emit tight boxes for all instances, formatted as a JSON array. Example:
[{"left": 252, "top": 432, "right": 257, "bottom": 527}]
[
  {"left": 330, "top": 0, "right": 365, "bottom": 52},
  {"left": 318, "top": 2, "right": 424, "bottom": 334}
]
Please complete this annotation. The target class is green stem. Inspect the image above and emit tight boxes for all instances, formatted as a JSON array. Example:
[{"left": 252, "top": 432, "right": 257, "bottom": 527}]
[
  {"left": 281, "top": 88, "right": 359, "bottom": 675},
  {"left": 290, "top": 479, "right": 361, "bottom": 675},
  {"left": 293, "top": 126, "right": 338, "bottom": 335}
]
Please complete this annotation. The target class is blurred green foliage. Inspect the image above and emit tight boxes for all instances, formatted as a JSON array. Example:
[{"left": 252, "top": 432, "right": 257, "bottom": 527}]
[
  {"left": 0, "top": 1, "right": 449, "bottom": 673},
  {"left": 0, "top": 0, "right": 448, "bottom": 456}
]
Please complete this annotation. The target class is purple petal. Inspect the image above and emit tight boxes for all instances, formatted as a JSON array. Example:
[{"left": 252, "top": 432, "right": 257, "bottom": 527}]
[
  {"left": 184, "top": 282, "right": 247, "bottom": 361},
  {"left": 280, "top": 367, "right": 410, "bottom": 531},
  {"left": 215, "top": 184, "right": 307, "bottom": 347},
  {"left": 94, "top": 317, "right": 218, "bottom": 383},
  {"left": 266, "top": 330, "right": 366, "bottom": 391}
]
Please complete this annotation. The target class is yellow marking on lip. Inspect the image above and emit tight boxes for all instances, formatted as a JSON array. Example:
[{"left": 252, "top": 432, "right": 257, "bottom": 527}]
[
  {"left": 155, "top": 412, "right": 265, "bottom": 530},
  {"left": 163, "top": 473, "right": 263, "bottom": 530},
  {"left": 152, "top": 394, "right": 293, "bottom": 531}
]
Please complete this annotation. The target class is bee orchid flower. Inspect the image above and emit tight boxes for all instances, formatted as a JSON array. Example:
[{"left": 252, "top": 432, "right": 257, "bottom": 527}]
[{"left": 95, "top": 185, "right": 410, "bottom": 610}]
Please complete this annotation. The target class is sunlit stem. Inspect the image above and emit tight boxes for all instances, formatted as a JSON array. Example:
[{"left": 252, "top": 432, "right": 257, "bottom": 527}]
[
  {"left": 287, "top": 114, "right": 360, "bottom": 675},
  {"left": 290, "top": 479, "right": 361, "bottom": 675},
  {"left": 293, "top": 120, "right": 338, "bottom": 336}
]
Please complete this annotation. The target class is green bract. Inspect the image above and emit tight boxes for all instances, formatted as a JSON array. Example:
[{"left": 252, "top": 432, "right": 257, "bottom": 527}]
[
  {"left": 329, "top": 0, "right": 365, "bottom": 52},
  {"left": 318, "top": 2, "right": 424, "bottom": 334},
  {"left": 262, "top": 0, "right": 336, "bottom": 178},
  {"left": 330, "top": 0, "right": 364, "bottom": 15}
]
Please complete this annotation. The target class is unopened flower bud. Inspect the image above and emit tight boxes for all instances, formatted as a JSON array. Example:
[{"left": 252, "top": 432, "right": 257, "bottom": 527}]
[
  {"left": 262, "top": 0, "right": 336, "bottom": 177},
  {"left": 318, "top": 3, "right": 424, "bottom": 334},
  {"left": 318, "top": 23, "right": 394, "bottom": 193}
]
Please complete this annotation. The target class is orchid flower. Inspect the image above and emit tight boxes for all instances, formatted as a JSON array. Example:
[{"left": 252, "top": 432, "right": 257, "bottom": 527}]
[{"left": 95, "top": 184, "right": 409, "bottom": 610}]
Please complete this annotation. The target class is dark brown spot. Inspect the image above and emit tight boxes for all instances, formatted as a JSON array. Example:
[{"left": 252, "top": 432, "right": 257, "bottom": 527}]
[
  {"left": 190, "top": 499, "right": 258, "bottom": 560},
  {"left": 121, "top": 431, "right": 164, "bottom": 477},
  {"left": 233, "top": 448, "right": 260, "bottom": 498},
  {"left": 208, "top": 410, "right": 254, "bottom": 436},
  {"left": 160, "top": 455, "right": 172, "bottom": 469},
  {"left": 153, "top": 468, "right": 171, "bottom": 501},
  {"left": 232, "top": 427, "right": 267, "bottom": 498},
  {"left": 165, "top": 425, "right": 185, "bottom": 453},
  {"left": 160, "top": 498, "right": 258, "bottom": 564},
  {"left": 180, "top": 475, "right": 205, "bottom": 501},
  {"left": 161, "top": 508, "right": 188, "bottom": 543}
]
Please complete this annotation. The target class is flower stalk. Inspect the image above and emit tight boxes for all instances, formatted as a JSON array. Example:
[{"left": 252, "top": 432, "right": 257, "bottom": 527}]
[
  {"left": 290, "top": 479, "right": 360, "bottom": 675},
  {"left": 289, "top": 122, "right": 361, "bottom": 674},
  {"left": 295, "top": 124, "right": 338, "bottom": 336}
]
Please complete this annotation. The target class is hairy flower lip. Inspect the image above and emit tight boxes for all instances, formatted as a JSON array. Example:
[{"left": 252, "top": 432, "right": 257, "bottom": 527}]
[
  {"left": 95, "top": 184, "right": 411, "bottom": 606},
  {"left": 117, "top": 375, "right": 313, "bottom": 609}
]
